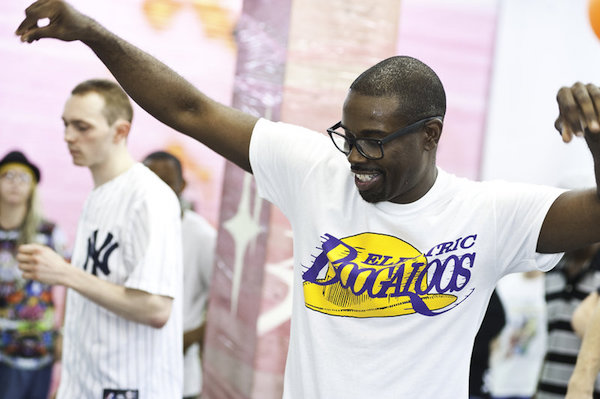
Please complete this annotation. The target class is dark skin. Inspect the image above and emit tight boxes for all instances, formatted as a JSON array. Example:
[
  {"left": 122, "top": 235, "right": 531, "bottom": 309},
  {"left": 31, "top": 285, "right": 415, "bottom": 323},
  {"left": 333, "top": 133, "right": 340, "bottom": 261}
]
[
  {"left": 14, "top": 0, "right": 600, "bottom": 256},
  {"left": 341, "top": 92, "right": 442, "bottom": 204}
]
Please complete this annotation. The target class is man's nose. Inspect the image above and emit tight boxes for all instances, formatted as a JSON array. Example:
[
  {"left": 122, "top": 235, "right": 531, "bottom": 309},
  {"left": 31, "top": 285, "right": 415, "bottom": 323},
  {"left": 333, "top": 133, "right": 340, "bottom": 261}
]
[
  {"left": 64, "top": 127, "right": 75, "bottom": 142},
  {"left": 347, "top": 145, "right": 367, "bottom": 163}
]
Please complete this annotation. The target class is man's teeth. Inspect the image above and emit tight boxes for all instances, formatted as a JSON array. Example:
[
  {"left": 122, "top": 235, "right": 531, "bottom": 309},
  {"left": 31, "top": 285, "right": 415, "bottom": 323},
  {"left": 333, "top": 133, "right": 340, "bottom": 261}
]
[{"left": 355, "top": 173, "right": 376, "bottom": 182}]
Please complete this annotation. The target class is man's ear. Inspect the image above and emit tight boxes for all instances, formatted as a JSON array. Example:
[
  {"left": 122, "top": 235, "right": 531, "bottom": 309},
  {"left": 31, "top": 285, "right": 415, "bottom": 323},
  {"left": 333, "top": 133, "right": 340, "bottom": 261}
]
[
  {"left": 181, "top": 177, "right": 187, "bottom": 193},
  {"left": 113, "top": 120, "right": 131, "bottom": 143},
  {"left": 423, "top": 119, "right": 443, "bottom": 151}
]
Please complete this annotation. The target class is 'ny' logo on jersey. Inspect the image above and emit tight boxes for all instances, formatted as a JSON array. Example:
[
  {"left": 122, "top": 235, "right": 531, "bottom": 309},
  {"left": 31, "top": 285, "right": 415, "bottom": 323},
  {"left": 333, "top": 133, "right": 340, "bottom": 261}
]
[{"left": 83, "top": 230, "right": 119, "bottom": 276}]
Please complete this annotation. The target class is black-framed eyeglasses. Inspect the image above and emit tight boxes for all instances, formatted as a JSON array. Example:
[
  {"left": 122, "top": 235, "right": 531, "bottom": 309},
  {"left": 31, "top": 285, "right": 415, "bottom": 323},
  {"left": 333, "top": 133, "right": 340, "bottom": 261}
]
[{"left": 326, "top": 116, "right": 443, "bottom": 160}]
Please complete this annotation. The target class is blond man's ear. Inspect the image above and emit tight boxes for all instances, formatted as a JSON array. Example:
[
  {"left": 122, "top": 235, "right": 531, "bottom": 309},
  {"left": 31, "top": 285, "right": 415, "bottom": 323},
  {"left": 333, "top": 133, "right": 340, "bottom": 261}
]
[{"left": 113, "top": 120, "right": 131, "bottom": 143}]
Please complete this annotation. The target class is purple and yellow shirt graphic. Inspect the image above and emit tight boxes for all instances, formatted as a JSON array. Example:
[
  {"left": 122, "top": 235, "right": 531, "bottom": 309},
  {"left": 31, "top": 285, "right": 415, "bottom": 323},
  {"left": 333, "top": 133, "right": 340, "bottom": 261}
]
[{"left": 302, "top": 233, "right": 477, "bottom": 317}]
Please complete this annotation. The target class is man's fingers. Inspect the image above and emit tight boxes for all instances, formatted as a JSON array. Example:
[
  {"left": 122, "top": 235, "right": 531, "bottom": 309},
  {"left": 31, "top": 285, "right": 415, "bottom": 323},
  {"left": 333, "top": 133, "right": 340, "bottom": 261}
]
[
  {"left": 556, "top": 117, "right": 575, "bottom": 143},
  {"left": 18, "top": 243, "right": 40, "bottom": 253},
  {"left": 18, "top": 261, "right": 32, "bottom": 271},
  {"left": 16, "top": 252, "right": 34, "bottom": 264},
  {"left": 17, "top": 18, "right": 57, "bottom": 43},
  {"left": 17, "top": 256, "right": 40, "bottom": 281},
  {"left": 557, "top": 85, "right": 583, "bottom": 137},
  {"left": 562, "top": 124, "right": 575, "bottom": 143},
  {"left": 586, "top": 83, "right": 600, "bottom": 132},
  {"left": 15, "top": 16, "right": 39, "bottom": 39},
  {"left": 16, "top": 0, "right": 60, "bottom": 41},
  {"left": 18, "top": 261, "right": 36, "bottom": 281},
  {"left": 572, "top": 82, "right": 600, "bottom": 134},
  {"left": 24, "top": 25, "right": 54, "bottom": 43},
  {"left": 20, "top": 269, "right": 36, "bottom": 280},
  {"left": 16, "top": 0, "right": 47, "bottom": 34},
  {"left": 556, "top": 82, "right": 600, "bottom": 142}
]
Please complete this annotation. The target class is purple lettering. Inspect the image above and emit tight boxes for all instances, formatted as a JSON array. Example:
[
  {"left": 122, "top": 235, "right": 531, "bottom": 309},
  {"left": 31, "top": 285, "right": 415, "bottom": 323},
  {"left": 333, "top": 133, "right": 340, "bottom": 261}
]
[
  {"left": 364, "top": 253, "right": 383, "bottom": 265},
  {"left": 460, "top": 235, "right": 477, "bottom": 249},
  {"left": 303, "top": 233, "right": 476, "bottom": 317},
  {"left": 451, "top": 237, "right": 462, "bottom": 251},
  {"left": 449, "top": 253, "right": 474, "bottom": 291},
  {"left": 338, "top": 263, "right": 375, "bottom": 296},
  {"left": 303, "top": 234, "right": 357, "bottom": 285},
  {"left": 378, "top": 255, "right": 394, "bottom": 266},
  {"left": 372, "top": 263, "right": 407, "bottom": 297},
  {"left": 435, "top": 241, "right": 455, "bottom": 255}
]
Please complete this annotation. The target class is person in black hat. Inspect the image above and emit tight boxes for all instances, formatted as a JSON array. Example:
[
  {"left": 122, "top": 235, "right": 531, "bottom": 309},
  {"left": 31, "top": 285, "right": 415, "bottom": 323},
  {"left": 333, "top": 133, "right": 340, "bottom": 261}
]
[
  {"left": 0, "top": 150, "right": 42, "bottom": 184},
  {"left": 0, "top": 149, "right": 69, "bottom": 399}
]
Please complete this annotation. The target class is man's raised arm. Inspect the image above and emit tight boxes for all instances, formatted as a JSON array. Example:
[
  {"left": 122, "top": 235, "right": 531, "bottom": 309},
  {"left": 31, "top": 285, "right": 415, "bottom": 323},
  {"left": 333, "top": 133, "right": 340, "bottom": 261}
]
[
  {"left": 16, "top": 0, "right": 258, "bottom": 172},
  {"left": 538, "top": 82, "right": 600, "bottom": 253}
]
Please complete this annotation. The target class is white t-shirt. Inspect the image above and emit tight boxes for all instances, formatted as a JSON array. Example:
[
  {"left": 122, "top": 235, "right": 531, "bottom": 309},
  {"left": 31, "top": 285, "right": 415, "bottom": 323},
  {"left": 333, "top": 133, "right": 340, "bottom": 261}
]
[
  {"left": 249, "top": 119, "right": 564, "bottom": 399},
  {"left": 488, "top": 272, "right": 547, "bottom": 397},
  {"left": 181, "top": 209, "right": 216, "bottom": 396},
  {"left": 58, "top": 163, "right": 183, "bottom": 399}
]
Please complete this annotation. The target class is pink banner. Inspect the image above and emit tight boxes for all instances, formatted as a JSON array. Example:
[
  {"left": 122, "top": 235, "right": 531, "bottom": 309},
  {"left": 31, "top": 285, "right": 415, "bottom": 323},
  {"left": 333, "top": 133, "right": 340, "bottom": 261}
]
[
  {"left": 397, "top": 1, "right": 498, "bottom": 180},
  {"left": 202, "top": 0, "right": 292, "bottom": 397},
  {"left": 1, "top": 0, "right": 241, "bottom": 246}
]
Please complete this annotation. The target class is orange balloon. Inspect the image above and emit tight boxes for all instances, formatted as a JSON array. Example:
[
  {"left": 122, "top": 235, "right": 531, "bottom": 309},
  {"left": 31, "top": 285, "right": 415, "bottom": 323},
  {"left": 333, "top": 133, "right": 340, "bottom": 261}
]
[{"left": 590, "top": 0, "right": 600, "bottom": 40}]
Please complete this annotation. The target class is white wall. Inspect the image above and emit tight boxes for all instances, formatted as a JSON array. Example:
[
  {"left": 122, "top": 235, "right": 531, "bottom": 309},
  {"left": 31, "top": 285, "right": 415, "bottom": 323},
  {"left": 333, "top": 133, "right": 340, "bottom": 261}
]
[{"left": 482, "top": 0, "right": 600, "bottom": 186}]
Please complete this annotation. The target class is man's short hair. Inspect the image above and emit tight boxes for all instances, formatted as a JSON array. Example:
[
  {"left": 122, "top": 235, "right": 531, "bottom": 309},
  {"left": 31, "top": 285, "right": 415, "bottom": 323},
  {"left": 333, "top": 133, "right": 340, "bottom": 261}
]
[
  {"left": 143, "top": 150, "right": 183, "bottom": 181},
  {"left": 71, "top": 79, "right": 133, "bottom": 125},
  {"left": 349, "top": 56, "right": 446, "bottom": 124}
]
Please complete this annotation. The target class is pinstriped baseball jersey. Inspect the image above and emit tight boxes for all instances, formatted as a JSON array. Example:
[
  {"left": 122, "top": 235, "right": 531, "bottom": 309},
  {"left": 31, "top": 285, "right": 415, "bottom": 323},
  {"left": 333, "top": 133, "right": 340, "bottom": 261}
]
[{"left": 57, "top": 163, "right": 183, "bottom": 399}]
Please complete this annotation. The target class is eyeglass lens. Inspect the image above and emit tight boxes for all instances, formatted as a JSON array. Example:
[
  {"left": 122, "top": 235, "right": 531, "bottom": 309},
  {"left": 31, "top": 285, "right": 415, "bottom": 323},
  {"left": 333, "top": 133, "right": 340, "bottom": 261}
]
[
  {"left": 0, "top": 170, "right": 33, "bottom": 184},
  {"left": 330, "top": 130, "right": 383, "bottom": 159}
]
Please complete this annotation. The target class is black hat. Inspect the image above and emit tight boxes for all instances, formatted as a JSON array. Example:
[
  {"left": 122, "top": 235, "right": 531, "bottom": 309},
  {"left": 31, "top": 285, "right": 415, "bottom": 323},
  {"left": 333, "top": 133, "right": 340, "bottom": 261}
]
[{"left": 0, "top": 150, "right": 41, "bottom": 183}]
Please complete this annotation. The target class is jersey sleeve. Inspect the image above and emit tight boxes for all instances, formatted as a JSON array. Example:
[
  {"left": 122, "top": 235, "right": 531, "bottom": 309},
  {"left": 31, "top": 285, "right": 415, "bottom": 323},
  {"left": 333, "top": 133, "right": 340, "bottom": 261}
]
[
  {"left": 122, "top": 190, "right": 183, "bottom": 298},
  {"left": 491, "top": 180, "right": 566, "bottom": 275}
]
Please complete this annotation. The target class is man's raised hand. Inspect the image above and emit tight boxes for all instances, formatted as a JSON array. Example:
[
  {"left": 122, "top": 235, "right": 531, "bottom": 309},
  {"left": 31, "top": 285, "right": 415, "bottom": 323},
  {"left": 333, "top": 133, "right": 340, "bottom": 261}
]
[
  {"left": 16, "top": 0, "right": 93, "bottom": 43},
  {"left": 556, "top": 82, "right": 600, "bottom": 143}
]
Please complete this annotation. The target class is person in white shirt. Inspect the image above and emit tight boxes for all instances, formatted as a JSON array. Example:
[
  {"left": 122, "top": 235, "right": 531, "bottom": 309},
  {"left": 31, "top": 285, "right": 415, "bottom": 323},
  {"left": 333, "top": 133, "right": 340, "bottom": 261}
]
[
  {"left": 17, "top": 79, "right": 183, "bottom": 398},
  {"left": 15, "top": 2, "right": 600, "bottom": 397},
  {"left": 143, "top": 150, "right": 216, "bottom": 399}
]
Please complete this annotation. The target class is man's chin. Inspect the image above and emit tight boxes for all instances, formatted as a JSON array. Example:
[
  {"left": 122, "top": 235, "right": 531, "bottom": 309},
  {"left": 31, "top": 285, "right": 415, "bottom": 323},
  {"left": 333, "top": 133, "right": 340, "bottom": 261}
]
[
  {"left": 71, "top": 158, "right": 86, "bottom": 167},
  {"left": 358, "top": 189, "right": 383, "bottom": 204}
]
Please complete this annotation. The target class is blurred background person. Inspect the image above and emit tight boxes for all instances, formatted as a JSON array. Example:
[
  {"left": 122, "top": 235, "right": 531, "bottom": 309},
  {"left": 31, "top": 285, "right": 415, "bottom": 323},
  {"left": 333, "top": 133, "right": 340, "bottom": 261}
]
[
  {"left": 567, "top": 274, "right": 600, "bottom": 397},
  {"left": 536, "top": 244, "right": 600, "bottom": 399},
  {"left": 144, "top": 150, "right": 216, "bottom": 399},
  {"left": 0, "top": 150, "right": 69, "bottom": 399},
  {"left": 470, "top": 289, "right": 506, "bottom": 399},
  {"left": 536, "top": 173, "right": 600, "bottom": 399},
  {"left": 487, "top": 270, "right": 547, "bottom": 399}
]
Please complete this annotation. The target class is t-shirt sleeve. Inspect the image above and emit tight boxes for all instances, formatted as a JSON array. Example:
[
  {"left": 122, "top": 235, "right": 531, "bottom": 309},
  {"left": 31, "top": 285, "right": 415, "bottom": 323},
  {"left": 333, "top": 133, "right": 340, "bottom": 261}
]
[
  {"left": 491, "top": 180, "right": 566, "bottom": 275},
  {"left": 249, "top": 118, "right": 335, "bottom": 214},
  {"left": 122, "top": 191, "right": 183, "bottom": 298}
]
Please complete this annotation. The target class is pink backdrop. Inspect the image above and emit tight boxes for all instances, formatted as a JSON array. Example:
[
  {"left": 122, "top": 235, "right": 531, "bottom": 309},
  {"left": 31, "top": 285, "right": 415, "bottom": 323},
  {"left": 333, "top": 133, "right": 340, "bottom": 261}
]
[{"left": 1, "top": 0, "right": 242, "bottom": 246}]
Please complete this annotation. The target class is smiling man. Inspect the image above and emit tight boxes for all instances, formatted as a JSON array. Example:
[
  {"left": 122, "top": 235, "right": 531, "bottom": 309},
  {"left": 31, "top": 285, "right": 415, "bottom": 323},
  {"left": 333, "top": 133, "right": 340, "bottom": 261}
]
[{"left": 15, "top": 1, "right": 600, "bottom": 398}]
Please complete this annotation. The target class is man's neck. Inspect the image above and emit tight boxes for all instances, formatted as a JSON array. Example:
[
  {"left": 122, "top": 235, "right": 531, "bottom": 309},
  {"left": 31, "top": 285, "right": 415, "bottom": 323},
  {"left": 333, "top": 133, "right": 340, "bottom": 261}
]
[
  {"left": 90, "top": 151, "right": 135, "bottom": 188},
  {"left": 0, "top": 202, "right": 27, "bottom": 230}
]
